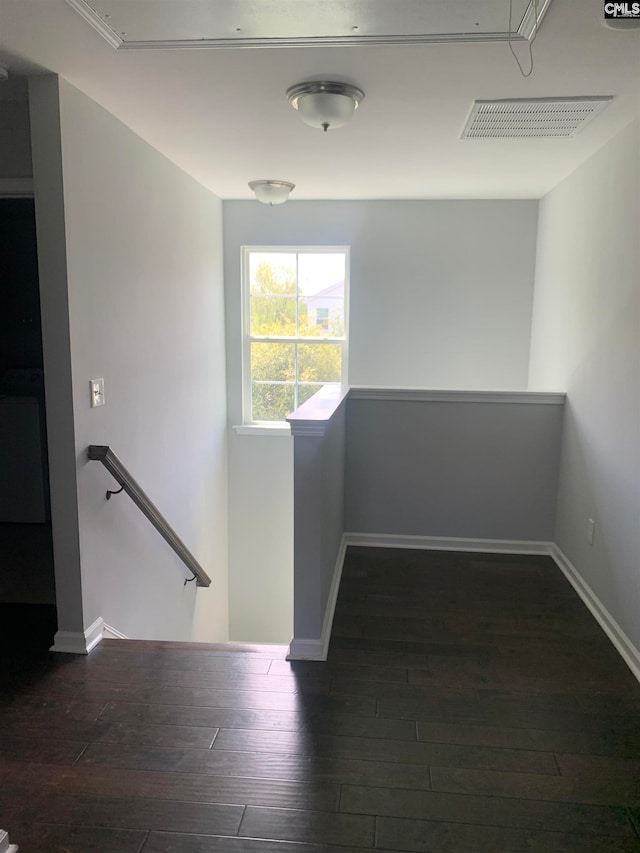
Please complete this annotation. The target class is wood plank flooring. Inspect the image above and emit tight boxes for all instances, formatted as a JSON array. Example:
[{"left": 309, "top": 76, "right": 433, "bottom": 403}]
[{"left": 1, "top": 547, "right": 640, "bottom": 852}]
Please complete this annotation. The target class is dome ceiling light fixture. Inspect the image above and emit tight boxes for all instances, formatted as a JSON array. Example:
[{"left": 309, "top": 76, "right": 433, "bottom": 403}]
[
  {"left": 287, "top": 81, "right": 364, "bottom": 132},
  {"left": 248, "top": 179, "right": 295, "bottom": 205}
]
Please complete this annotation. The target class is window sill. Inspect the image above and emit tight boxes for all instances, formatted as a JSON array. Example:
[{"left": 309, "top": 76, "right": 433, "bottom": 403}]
[{"left": 233, "top": 424, "right": 291, "bottom": 436}]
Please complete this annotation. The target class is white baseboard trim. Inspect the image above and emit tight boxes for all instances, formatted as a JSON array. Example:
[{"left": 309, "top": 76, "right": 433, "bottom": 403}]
[
  {"left": 286, "top": 637, "right": 325, "bottom": 660},
  {"left": 318, "top": 534, "right": 348, "bottom": 658},
  {"left": 344, "top": 532, "right": 554, "bottom": 556},
  {"left": 50, "top": 616, "right": 104, "bottom": 654},
  {"left": 551, "top": 545, "right": 640, "bottom": 685},
  {"left": 288, "top": 534, "right": 347, "bottom": 661},
  {"left": 102, "top": 622, "right": 129, "bottom": 640},
  {"left": 285, "top": 534, "right": 640, "bottom": 686},
  {"left": 0, "top": 828, "right": 18, "bottom": 852}
]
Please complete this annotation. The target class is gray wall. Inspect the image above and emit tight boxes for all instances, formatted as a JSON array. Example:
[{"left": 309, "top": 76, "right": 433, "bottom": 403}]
[
  {"left": 346, "top": 396, "right": 564, "bottom": 541},
  {"left": 291, "top": 398, "right": 346, "bottom": 649},
  {"left": 529, "top": 121, "right": 640, "bottom": 653},
  {"left": 320, "top": 404, "right": 347, "bottom": 612},
  {"left": 30, "top": 76, "right": 229, "bottom": 641},
  {"left": 29, "top": 77, "right": 84, "bottom": 634},
  {"left": 0, "top": 86, "right": 32, "bottom": 178}
]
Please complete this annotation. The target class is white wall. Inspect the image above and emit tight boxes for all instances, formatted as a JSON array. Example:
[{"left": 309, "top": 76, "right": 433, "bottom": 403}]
[
  {"left": 227, "top": 433, "right": 292, "bottom": 643},
  {"left": 31, "top": 76, "right": 228, "bottom": 642},
  {"left": 224, "top": 200, "right": 539, "bottom": 394},
  {"left": 529, "top": 121, "right": 640, "bottom": 655},
  {"left": 223, "top": 200, "right": 539, "bottom": 643}
]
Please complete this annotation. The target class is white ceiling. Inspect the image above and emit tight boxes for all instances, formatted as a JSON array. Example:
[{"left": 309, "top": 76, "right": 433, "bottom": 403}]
[{"left": 0, "top": 0, "right": 638, "bottom": 200}]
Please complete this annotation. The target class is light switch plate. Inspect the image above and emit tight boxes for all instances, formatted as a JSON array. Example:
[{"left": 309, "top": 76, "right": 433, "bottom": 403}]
[{"left": 90, "top": 378, "right": 105, "bottom": 408}]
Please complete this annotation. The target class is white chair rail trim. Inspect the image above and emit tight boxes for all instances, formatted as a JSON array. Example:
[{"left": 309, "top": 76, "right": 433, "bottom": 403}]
[{"left": 348, "top": 387, "right": 566, "bottom": 405}]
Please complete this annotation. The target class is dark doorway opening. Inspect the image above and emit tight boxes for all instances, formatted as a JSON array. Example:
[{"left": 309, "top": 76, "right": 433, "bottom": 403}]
[{"left": 0, "top": 198, "right": 56, "bottom": 650}]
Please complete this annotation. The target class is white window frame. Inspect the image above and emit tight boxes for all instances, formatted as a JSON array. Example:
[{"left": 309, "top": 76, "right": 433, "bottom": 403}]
[{"left": 241, "top": 245, "right": 350, "bottom": 425}]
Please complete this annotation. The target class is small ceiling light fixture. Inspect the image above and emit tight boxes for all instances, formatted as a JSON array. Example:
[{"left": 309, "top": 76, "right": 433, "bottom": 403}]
[
  {"left": 248, "top": 180, "right": 295, "bottom": 205},
  {"left": 287, "top": 81, "right": 364, "bottom": 132}
]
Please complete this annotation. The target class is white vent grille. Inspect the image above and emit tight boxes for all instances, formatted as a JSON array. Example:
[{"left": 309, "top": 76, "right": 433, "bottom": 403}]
[{"left": 462, "top": 97, "right": 613, "bottom": 139}]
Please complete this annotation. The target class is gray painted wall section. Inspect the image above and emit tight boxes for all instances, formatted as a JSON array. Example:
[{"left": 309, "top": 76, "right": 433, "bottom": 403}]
[
  {"left": 346, "top": 398, "right": 564, "bottom": 541},
  {"left": 0, "top": 98, "right": 32, "bottom": 179},
  {"left": 28, "top": 76, "right": 85, "bottom": 635},
  {"left": 529, "top": 121, "right": 640, "bottom": 654},
  {"left": 292, "top": 402, "right": 346, "bottom": 646}
]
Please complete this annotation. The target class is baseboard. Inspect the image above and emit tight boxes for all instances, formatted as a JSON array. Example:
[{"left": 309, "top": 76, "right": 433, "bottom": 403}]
[
  {"left": 287, "top": 637, "right": 325, "bottom": 660},
  {"left": 288, "top": 533, "right": 347, "bottom": 661},
  {"left": 344, "top": 532, "right": 554, "bottom": 556},
  {"left": 551, "top": 545, "right": 640, "bottom": 685},
  {"left": 102, "top": 622, "right": 129, "bottom": 640},
  {"left": 287, "top": 533, "right": 552, "bottom": 660},
  {"left": 318, "top": 534, "right": 348, "bottom": 658},
  {"left": 50, "top": 616, "right": 104, "bottom": 654},
  {"left": 0, "top": 828, "right": 18, "bottom": 852},
  {"left": 285, "top": 533, "right": 640, "bottom": 686}
]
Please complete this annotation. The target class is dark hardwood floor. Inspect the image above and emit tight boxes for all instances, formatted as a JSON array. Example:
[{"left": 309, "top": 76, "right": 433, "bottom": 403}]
[{"left": 1, "top": 547, "right": 640, "bottom": 852}]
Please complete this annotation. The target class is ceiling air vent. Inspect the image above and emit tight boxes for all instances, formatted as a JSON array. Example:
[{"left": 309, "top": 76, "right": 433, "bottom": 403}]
[{"left": 461, "top": 97, "right": 613, "bottom": 139}]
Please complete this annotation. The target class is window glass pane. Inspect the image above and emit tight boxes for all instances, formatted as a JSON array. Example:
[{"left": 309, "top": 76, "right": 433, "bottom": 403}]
[
  {"left": 251, "top": 342, "right": 295, "bottom": 382},
  {"left": 245, "top": 249, "right": 347, "bottom": 422},
  {"left": 297, "top": 253, "right": 345, "bottom": 337},
  {"left": 249, "top": 253, "right": 296, "bottom": 295},
  {"left": 298, "top": 383, "right": 324, "bottom": 406},
  {"left": 297, "top": 253, "right": 346, "bottom": 298},
  {"left": 252, "top": 383, "right": 295, "bottom": 422},
  {"left": 298, "top": 297, "right": 344, "bottom": 337},
  {"left": 297, "top": 343, "right": 342, "bottom": 383},
  {"left": 250, "top": 295, "right": 296, "bottom": 336}
]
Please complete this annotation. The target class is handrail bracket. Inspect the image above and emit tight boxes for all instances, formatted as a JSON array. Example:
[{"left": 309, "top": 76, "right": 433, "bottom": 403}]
[{"left": 87, "top": 444, "right": 211, "bottom": 588}]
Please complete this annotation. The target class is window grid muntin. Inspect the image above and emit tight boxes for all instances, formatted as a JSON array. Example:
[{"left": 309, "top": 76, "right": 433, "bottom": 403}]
[{"left": 243, "top": 246, "right": 349, "bottom": 424}]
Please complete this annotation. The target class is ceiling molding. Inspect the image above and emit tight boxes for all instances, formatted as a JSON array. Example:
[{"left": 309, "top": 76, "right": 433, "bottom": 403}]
[
  {"left": 518, "top": 0, "right": 554, "bottom": 40},
  {"left": 117, "top": 32, "right": 530, "bottom": 51},
  {"left": 64, "top": 0, "right": 552, "bottom": 51},
  {"left": 65, "top": 0, "right": 123, "bottom": 49}
]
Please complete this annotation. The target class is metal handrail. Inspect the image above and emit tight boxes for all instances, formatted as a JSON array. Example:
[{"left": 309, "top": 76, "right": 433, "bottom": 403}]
[{"left": 87, "top": 445, "right": 211, "bottom": 588}]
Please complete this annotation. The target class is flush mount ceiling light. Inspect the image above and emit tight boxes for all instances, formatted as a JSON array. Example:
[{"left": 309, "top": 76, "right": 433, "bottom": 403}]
[
  {"left": 248, "top": 180, "right": 295, "bottom": 205},
  {"left": 287, "top": 81, "right": 364, "bottom": 132}
]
